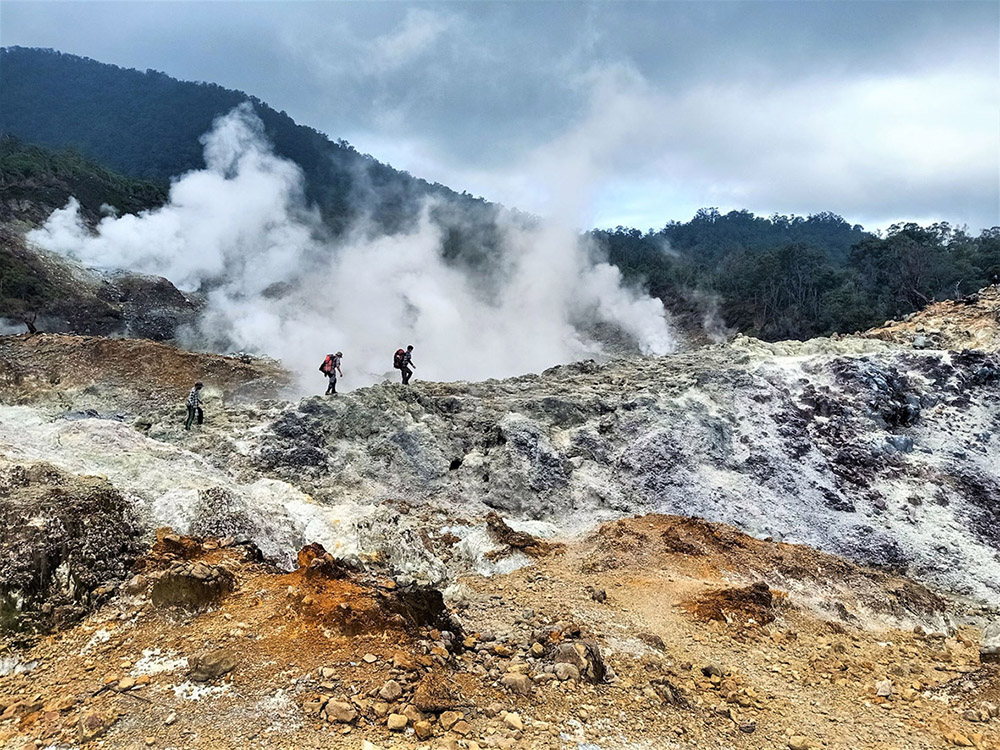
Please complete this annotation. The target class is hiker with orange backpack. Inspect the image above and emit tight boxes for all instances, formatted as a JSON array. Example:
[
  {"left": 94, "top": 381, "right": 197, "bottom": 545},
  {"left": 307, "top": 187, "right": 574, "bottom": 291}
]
[
  {"left": 393, "top": 345, "right": 415, "bottom": 385},
  {"left": 319, "top": 352, "right": 343, "bottom": 395}
]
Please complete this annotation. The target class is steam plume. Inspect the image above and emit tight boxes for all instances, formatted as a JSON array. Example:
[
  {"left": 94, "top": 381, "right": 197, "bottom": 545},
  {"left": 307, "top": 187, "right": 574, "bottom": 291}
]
[{"left": 28, "top": 104, "right": 676, "bottom": 390}]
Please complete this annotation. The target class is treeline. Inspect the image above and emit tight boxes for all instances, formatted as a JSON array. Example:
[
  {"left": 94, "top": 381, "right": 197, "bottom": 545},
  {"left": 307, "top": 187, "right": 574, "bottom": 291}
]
[{"left": 593, "top": 209, "right": 1000, "bottom": 340}]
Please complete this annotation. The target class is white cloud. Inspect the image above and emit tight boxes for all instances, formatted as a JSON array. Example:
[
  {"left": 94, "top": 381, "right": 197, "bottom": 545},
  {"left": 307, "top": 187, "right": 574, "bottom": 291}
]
[
  {"left": 365, "top": 8, "right": 455, "bottom": 74},
  {"left": 383, "top": 59, "right": 998, "bottom": 232}
]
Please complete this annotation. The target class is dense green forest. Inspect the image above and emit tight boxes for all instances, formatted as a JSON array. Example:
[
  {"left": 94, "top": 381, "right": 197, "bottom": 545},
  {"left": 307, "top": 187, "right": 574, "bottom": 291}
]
[
  {"left": 593, "top": 211, "right": 1000, "bottom": 339},
  {"left": 0, "top": 134, "right": 168, "bottom": 221}
]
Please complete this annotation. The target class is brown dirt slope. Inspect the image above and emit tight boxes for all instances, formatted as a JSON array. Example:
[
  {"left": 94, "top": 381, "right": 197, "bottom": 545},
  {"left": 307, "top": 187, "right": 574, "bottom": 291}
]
[
  {"left": 0, "top": 333, "right": 290, "bottom": 408},
  {"left": 1, "top": 514, "right": 997, "bottom": 750},
  {"left": 863, "top": 285, "right": 1000, "bottom": 352}
]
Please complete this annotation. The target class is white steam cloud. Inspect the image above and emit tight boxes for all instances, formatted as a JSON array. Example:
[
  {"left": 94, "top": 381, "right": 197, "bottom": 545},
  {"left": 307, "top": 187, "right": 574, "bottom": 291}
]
[{"left": 28, "top": 104, "right": 675, "bottom": 391}]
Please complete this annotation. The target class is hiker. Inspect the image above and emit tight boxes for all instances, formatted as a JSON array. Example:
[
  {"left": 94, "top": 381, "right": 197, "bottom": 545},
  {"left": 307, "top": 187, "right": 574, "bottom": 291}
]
[
  {"left": 185, "top": 382, "right": 204, "bottom": 430},
  {"left": 393, "top": 345, "right": 415, "bottom": 385},
  {"left": 991, "top": 271, "right": 1000, "bottom": 286},
  {"left": 320, "top": 352, "right": 343, "bottom": 395}
]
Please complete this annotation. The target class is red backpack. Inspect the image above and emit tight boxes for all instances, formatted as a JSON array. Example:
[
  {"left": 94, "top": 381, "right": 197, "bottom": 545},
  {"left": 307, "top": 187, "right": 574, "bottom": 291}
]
[
  {"left": 393, "top": 349, "right": 406, "bottom": 369},
  {"left": 319, "top": 355, "right": 334, "bottom": 374}
]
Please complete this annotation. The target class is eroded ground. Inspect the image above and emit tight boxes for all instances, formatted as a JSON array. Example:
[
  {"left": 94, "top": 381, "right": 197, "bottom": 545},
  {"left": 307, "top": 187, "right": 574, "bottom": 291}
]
[{"left": 1, "top": 517, "right": 996, "bottom": 750}]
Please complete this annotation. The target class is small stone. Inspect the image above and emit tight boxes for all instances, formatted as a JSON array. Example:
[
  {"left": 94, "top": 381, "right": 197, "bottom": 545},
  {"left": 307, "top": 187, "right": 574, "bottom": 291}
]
[
  {"left": 451, "top": 719, "right": 472, "bottom": 736},
  {"left": 788, "top": 737, "right": 812, "bottom": 750},
  {"left": 164, "top": 712, "right": 177, "bottom": 726},
  {"left": 501, "top": 672, "right": 533, "bottom": 696},
  {"left": 379, "top": 680, "right": 403, "bottom": 701},
  {"left": 530, "top": 643, "right": 545, "bottom": 657},
  {"left": 554, "top": 663, "right": 580, "bottom": 682},
  {"left": 324, "top": 701, "right": 357, "bottom": 723},
  {"left": 701, "top": 664, "right": 723, "bottom": 678},
  {"left": 402, "top": 704, "right": 425, "bottom": 724},
  {"left": 392, "top": 651, "right": 418, "bottom": 671},
  {"left": 439, "top": 711, "right": 462, "bottom": 730},
  {"left": 78, "top": 711, "right": 115, "bottom": 743},
  {"left": 320, "top": 666, "right": 336, "bottom": 679},
  {"left": 117, "top": 677, "right": 136, "bottom": 691},
  {"left": 363, "top": 653, "right": 378, "bottom": 663},
  {"left": 503, "top": 712, "right": 524, "bottom": 731},
  {"left": 414, "top": 720, "right": 434, "bottom": 739},
  {"left": 387, "top": 713, "right": 408, "bottom": 731},
  {"left": 188, "top": 649, "right": 236, "bottom": 682},
  {"left": 875, "top": 679, "right": 893, "bottom": 697},
  {"left": 944, "top": 732, "right": 974, "bottom": 747}
]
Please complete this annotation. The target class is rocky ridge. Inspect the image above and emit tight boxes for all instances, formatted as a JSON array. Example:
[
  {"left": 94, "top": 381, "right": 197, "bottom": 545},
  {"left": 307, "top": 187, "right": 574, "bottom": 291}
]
[{"left": 863, "top": 286, "right": 1000, "bottom": 353}]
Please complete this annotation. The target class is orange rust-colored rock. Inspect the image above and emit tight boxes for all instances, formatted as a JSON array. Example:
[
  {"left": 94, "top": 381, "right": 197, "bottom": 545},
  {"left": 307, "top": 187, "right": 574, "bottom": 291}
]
[
  {"left": 686, "top": 581, "right": 781, "bottom": 629},
  {"left": 484, "top": 511, "right": 565, "bottom": 560}
]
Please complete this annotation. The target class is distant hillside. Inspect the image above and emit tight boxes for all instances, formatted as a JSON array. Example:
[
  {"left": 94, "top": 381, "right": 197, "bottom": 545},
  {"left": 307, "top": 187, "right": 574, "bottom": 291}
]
[
  {"left": 0, "top": 46, "right": 506, "bottom": 257},
  {"left": 0, "top": 136, "right": 196, "bottom": 337},
  {"left": 0, "top": 134, "right": 167, "bottom": 226}
]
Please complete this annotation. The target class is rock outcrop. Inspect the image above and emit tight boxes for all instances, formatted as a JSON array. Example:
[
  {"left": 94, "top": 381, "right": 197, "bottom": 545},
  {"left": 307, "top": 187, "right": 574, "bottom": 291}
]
[
  {"left": 245, "top": 337, "right": 1000, "bottom": 602},
  {"left": 0, "top": 461, "right": 143, "bottom": 638}
]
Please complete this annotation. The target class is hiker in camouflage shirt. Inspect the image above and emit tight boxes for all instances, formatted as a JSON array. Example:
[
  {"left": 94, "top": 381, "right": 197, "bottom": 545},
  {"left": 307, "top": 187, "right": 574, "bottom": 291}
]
[{"left": 185, "top": 382, "right": 204, "bottom": 430}]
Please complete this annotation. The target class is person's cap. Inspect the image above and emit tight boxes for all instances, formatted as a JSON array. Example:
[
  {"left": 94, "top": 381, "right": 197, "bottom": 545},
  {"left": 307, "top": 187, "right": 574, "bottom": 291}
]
[
  {"left": 336, "top": 351, "right": 342, "bottom": 356},
  {"left": 195, "top": 382, "right": 204, "bottom": 388},
  {"left": 407, "top": 345, "right": 413, "bottom": 350}
]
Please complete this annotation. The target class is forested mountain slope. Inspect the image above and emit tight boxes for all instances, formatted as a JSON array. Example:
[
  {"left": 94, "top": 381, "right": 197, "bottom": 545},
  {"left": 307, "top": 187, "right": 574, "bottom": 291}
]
[{"left": 0, "top": 46, "right": 506, "bottom": 249}]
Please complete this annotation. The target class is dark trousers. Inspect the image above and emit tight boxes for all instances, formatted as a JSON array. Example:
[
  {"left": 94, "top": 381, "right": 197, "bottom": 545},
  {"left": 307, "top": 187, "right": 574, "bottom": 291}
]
[
  {"left": 401, "top": 365, "right": 412, "bottom": 385},
  {"left": 185, "top": 405, "right": 204, "bottom": 430},
  {"left": 325, "top": 375, "right": 337, "bottom": 395}
]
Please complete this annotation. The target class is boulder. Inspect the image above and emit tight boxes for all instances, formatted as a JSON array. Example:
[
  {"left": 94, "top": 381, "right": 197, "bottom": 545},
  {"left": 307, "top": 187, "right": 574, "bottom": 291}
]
[
  {"left": 0, "top": 462, "right": 143, "bottom": 638},
  {"left": 150, "top": 562, "right": 235, "bottom": 609},
  {"left": 551, "top": 639, "right": 607, "bottom": 683},
  {"left": 188, "top": 649, "right": 236, "bottom": 682}
]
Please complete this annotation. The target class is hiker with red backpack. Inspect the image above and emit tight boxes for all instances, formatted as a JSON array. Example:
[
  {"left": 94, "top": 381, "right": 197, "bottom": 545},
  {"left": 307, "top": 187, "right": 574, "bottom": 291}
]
[
  {"left": 319, "top": 352, "right": 343, "bottom": 395},
  {"left": 393, "top": 345, "right": 415, "bottom": 385}
]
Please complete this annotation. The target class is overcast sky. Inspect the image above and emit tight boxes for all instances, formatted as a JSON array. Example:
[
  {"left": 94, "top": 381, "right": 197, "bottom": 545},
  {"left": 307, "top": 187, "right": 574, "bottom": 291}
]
[{"left": 3, "top": 1, "right": 998, "bottom": 232}]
